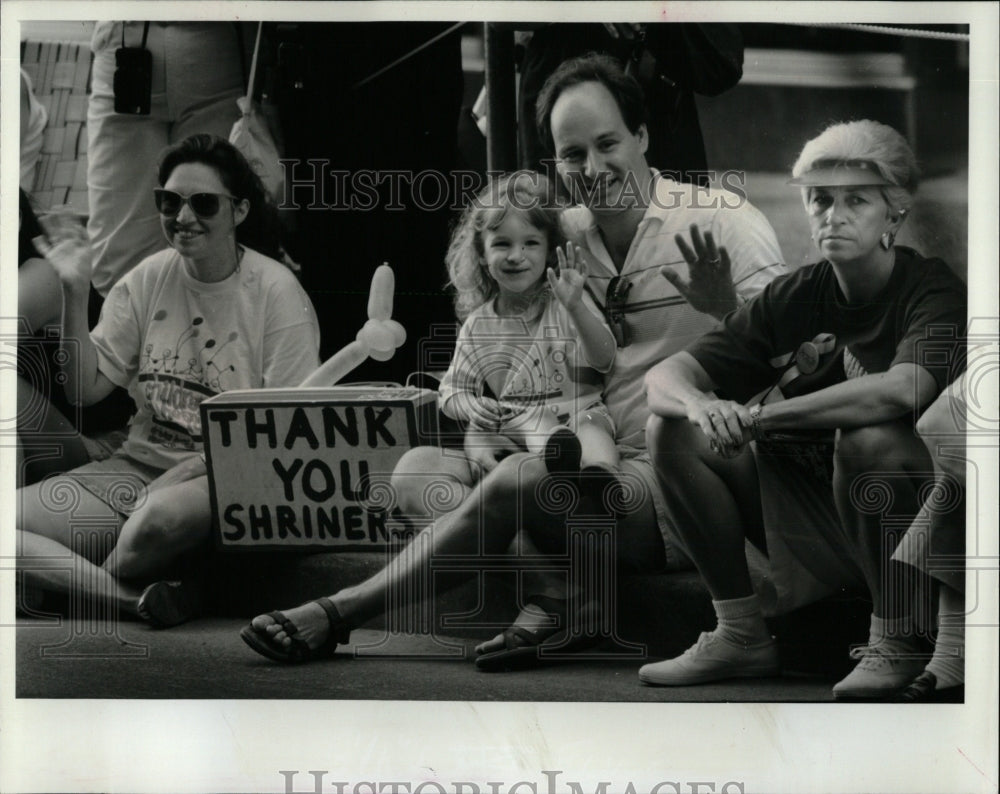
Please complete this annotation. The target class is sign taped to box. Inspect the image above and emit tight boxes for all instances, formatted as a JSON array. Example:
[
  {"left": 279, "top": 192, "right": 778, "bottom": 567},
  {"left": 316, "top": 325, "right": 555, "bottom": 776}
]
[{"left": 201, "top": 386, "right": 438, "bottom": 551}]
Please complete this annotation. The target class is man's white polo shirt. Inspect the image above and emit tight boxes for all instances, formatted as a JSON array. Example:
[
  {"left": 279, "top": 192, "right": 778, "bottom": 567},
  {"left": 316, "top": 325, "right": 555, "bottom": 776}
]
[{"left": 561, "top": 173, "right": 786, "bottom": 451}]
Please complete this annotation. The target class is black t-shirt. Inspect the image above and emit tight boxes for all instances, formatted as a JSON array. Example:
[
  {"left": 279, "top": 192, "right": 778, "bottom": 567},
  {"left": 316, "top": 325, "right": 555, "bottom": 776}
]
[{"left": 687, "top": 247, "right": 967, "bottom": 405}]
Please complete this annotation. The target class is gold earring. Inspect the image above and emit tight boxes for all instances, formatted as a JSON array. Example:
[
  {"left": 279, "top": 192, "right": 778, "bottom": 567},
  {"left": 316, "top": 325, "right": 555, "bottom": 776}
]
[{"left": 880, "top": 231, "right": 896, "bottom": 250}]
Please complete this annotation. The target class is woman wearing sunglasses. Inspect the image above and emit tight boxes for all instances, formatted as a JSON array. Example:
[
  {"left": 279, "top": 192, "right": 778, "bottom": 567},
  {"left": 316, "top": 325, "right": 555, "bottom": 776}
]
[
  {"left": 641, "top": 120, "right": 967, "bottom": 699},
  {"left": 16, "top": 134, "right": 320, "bottom": 627}
]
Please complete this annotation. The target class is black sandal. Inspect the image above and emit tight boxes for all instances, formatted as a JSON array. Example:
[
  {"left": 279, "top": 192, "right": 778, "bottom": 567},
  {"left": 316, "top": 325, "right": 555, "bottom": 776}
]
[
  {"left": 889, "top": 671, "right": 964, "bottom": 703},
  {"left": 475, "top": 598, "right": 602, "bottom": 672},
  {"left": 240, "top": 596, "right": 350, "bottom": 664},
  {"left": 137, "top": 580, "right": 203, "bottom": 628}
]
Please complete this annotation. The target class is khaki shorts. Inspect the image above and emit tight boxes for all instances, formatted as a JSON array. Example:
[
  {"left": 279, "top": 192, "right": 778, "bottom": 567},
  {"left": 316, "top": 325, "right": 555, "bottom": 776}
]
[
  {"left": 58, "top": 453, "right": 163, "bottom": 521},
  {"left": 750, "top": 440, "right": 867, "bottom": 616}
]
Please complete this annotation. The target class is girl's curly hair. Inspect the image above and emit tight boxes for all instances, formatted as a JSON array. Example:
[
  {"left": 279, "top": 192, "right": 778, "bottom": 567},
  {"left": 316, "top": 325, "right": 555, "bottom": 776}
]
[{"left": 445, "top": 171, "right": 566, "bottom": 320}]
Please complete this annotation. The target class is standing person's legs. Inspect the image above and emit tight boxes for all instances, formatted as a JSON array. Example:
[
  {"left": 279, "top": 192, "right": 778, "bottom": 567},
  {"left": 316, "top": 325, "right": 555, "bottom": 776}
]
[
  {"left": 86, "top": 24, "right": 172, "bottom": 297},
  {"left": 638, "top": 414, "right": 778, "bottom": 686},
  {"left": 830, "top": 421, "right": 934, "bottom": 698},
  {"left": 163, "top": 23, "right": 243, "bottom": 146},
  {"left": 87, "top": 23, "right": 244, "bottom": 297}
]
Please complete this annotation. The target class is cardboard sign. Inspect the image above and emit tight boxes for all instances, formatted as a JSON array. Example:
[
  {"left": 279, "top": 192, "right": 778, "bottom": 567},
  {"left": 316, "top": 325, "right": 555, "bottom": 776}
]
[{"left": 201, "top": 386, "right": 438, "bottom": 551}]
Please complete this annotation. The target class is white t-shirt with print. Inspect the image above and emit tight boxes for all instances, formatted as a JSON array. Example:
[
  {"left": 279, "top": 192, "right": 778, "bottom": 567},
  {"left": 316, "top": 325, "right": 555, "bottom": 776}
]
[
  {"left": 91, "top": 247, "right": 320, "bottom": 471},
  {"left": 438, "top": 293, "right": 614, "bottom": 431}
]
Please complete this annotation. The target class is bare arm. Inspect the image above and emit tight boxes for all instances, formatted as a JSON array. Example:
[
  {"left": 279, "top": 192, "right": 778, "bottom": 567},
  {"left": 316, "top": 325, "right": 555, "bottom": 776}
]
[
  {"left": 33, "top": 217, "right": 115, "bottom": 406},
  {"left": 756, "top": 363, "right": 939, "bottom": 433},
  {"left": 645, "top": 351, "right": 716, "bottom": 418},
  {"left": 548, "top": 244, "right": 615, "bottom": 371},
  {"left": 17, "top": 256, "right": 62, "bottom": 334},
  {"left": 645, "top": 351, "right": 750, "bottom": 451}
]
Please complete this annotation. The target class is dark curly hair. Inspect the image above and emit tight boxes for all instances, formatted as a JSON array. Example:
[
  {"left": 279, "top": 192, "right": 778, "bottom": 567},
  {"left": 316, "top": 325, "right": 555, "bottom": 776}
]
[
  {"left": 535, "top": 52, "right": 647, "bottom": 156},
  {"left": 157, "top": 134, "right": 282, "bottom": 260}
]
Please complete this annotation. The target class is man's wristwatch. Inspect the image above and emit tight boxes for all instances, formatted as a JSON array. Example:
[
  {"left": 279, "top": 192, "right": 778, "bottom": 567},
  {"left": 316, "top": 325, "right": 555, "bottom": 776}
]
[{"left": 749, "top": 403, "right": 766, "bottom": 442}]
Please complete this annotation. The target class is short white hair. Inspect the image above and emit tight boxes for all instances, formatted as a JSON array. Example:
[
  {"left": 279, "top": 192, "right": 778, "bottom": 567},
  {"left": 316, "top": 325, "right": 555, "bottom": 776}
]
[{"left": 792, "top": 120, "right": 918, "bottom": 215}]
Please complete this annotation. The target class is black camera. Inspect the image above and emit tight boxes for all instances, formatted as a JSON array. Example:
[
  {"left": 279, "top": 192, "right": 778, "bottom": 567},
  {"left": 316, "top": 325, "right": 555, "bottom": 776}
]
[{"left": 113, "top": 46, "right": 152, "bottom": 115}]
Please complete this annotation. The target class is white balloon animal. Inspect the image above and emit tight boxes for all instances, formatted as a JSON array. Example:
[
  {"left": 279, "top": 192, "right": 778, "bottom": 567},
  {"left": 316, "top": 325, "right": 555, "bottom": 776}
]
[{"left": 299, "top": 263, "right": 407, "bottom": 387}]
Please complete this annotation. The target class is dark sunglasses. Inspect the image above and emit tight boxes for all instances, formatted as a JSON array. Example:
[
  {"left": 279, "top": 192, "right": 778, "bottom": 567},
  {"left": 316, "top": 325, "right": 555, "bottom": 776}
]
[
  {"left": 153, "top": 189, "right": 238, "bottom": 219},
  {"left": 605, "top": 275, "right": 633, "bottom": 348}
]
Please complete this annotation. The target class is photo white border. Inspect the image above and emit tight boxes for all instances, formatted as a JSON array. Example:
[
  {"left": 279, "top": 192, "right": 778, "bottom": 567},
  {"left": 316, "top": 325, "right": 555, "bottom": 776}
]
[{"left": 2, "top": 2, "right": 997, "bottom": 793}]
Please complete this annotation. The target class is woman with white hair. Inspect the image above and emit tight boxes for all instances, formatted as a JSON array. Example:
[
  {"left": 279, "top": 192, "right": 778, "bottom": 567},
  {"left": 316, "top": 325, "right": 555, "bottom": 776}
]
[{"left": 640, "top": 120, "right": 967, "bottom": 699}]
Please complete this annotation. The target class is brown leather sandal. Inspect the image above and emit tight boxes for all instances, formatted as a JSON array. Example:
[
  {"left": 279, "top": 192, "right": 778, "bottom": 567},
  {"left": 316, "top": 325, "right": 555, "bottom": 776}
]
[{"left": 240, "top": 596, "right": 350, "bottom": 664}]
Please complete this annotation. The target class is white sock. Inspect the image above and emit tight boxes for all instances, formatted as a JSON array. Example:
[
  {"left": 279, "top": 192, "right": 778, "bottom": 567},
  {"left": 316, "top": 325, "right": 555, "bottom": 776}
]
[
  {"left": 925, "top": 587, "right": 965, "bottom": 689},
  {"left": 713, "top": 594, "right": 771, "bottom": 646},
  {"left": 869, "top": 613, "right": 918, "bottom": 647}
]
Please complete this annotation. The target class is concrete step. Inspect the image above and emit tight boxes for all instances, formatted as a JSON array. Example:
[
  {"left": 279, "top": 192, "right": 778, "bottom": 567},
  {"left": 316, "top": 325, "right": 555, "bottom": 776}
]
[{"left": 206, "top": 549, "right": 875, "bottom": 679}]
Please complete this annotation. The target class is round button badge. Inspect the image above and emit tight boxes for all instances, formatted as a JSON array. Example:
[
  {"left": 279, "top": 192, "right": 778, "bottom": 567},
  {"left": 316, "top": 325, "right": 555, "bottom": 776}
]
[{"left": 795, "top": 341, "right": 820, "bottom": 374}]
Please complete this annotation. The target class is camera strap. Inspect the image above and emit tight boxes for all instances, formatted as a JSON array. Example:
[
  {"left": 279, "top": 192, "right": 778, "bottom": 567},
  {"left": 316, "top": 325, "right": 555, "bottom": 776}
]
[{"left": 121, "top": 22, "right": 150, "bottom": 50}]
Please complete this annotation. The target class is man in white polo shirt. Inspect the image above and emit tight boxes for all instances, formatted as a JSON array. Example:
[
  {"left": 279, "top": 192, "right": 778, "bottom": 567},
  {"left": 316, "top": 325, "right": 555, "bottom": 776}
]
[
  {"left": 536, "top": 52, "right": 786, "bottom": 563},
  {"left": 469, "top": 53, "right": 786, "bottom": 667},
  {"left": 240, "top": 53, "right": 787, "bottom": 672}
]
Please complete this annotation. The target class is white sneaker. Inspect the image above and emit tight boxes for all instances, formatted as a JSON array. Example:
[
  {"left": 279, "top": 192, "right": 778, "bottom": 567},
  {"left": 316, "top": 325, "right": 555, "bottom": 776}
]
[
  {"left": 639, "top": 631, "right": 780, "bottom": 686},
  {"left": 832, "top": 638, "right": 927, "bottom": 700}
]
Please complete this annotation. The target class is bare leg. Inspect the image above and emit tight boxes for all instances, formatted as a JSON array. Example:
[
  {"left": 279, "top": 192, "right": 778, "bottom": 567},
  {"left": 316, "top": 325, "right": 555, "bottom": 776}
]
[
  {"left": 577, "top": 413, "right": 619, "bottom": 470},
  {"left": 503, "top": 409, "right": 589, "bottom": 474},
  {"left": 17, "top": 530, "right": 142, "bottom": 617},
  {"left": 250, "top": 452, "right": 546, "bottom": 650},
  {"left": 831, "top": 422, "right": 937, "bottom": 699},
  {"left": 17, "top": 374, "right": 91, "bottom": 487},
  {"left": 646, "top": 413, "right": 763, "bottom": 600},
  {"left": 249, "top": 450, "right": 669, "bottom": 654},
  {"left": 639, "top": 415, "right": 782, "bottom": 686},
  {"left": 504, "top": 407, "right": 561, "bottom": 457},
  {"left": 894, "top": 380, "right": 967, "bottom": 698},
  {"left": 16, "top": 477, "right": 141, "bottom": 616},
  {"left": 390, "top": 445, "right": 478, "bottom": 520},
  {"left": 394, "top": 445, "right": 569, "bottom": 656},
  {"left": 103, "top": 475, "right": 213, "bottom": 580}
]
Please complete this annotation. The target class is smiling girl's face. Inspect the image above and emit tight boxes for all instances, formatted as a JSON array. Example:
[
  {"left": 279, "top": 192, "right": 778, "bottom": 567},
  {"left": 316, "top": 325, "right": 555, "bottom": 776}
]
[
  {"left": 807, "top": 185, "right": 899, "bottom": 266},
  {"left": 482, "top": 211, "right": 549, "bottom": 300}
]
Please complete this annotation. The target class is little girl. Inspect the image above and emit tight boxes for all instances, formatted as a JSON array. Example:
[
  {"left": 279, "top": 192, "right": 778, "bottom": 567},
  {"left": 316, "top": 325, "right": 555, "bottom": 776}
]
[{"left": 439, "top": 172, "right": 618, "bottom": 476}]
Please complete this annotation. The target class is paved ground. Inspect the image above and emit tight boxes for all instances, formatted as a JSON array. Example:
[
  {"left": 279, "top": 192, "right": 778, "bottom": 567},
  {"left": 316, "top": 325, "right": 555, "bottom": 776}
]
[{"left": 16, "top": 616, "right": 838, "bottom": 702}]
